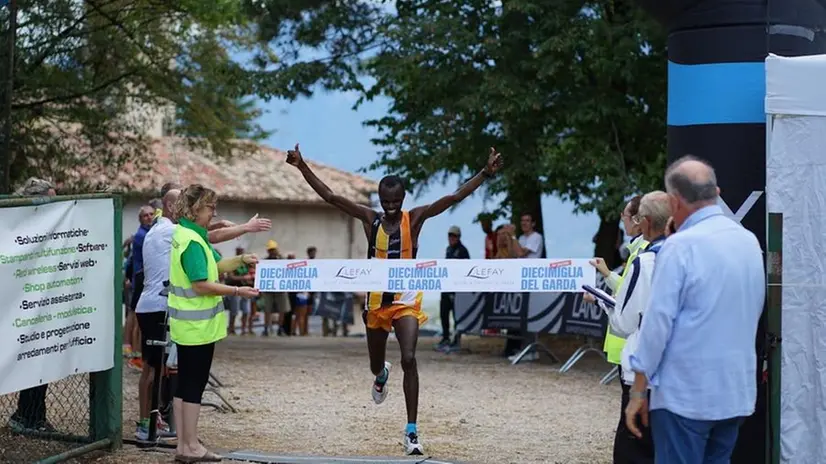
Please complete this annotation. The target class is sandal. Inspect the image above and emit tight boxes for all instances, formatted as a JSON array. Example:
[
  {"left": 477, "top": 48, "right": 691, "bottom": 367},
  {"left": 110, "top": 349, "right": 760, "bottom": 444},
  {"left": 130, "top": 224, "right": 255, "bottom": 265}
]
[{"left": 174, "top": 450, "right": 223, "bottom": 463}]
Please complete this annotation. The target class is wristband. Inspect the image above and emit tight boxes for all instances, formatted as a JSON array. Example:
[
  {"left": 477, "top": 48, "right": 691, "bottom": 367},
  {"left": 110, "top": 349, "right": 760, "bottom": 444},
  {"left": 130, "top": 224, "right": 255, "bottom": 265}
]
[{"left": 234, "top": 287, "right": 239, "bottom": 296}]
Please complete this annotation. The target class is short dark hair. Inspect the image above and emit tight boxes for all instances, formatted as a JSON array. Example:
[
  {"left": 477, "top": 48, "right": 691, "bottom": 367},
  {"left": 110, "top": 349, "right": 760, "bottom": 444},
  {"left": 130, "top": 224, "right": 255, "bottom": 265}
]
[
  {"left": 161, "top": 182, "right": 182, "bottom": 197},
  {"left": 307, "top": 246, "right": 316, "bottom": 253},
  {"left": 378, "top": 175, "right": 405, "bottom": 191},
  {"left": 626, "top": 195, "right": 642, "bottom": 216},
  {"left": 520, "top": 212, "right": 534, "bottom": 221},
  {"left": 16, "top": 178, "right": 54, "bottom": 196},
  {"left": 665, "top": 155, "right": 718, "bottom": 204}
]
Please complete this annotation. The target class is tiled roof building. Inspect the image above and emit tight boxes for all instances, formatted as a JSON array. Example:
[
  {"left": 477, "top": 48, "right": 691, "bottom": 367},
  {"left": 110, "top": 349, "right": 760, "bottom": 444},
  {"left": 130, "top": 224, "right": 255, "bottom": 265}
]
[{"left": 62, "top": 137, "right": 377, "bottom": 205}]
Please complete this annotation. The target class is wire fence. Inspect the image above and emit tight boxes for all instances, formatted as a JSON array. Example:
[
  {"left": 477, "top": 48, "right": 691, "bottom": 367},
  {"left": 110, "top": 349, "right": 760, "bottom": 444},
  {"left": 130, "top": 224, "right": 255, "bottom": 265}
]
[{"left": 0, "top": 374, "right": 92, "bottom": 462}]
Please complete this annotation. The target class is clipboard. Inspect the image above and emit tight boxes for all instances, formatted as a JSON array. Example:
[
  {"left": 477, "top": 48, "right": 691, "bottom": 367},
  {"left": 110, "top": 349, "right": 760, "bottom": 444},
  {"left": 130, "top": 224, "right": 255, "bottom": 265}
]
[{"left": 582, "top": 284, "right": 616, "bottom": 309}]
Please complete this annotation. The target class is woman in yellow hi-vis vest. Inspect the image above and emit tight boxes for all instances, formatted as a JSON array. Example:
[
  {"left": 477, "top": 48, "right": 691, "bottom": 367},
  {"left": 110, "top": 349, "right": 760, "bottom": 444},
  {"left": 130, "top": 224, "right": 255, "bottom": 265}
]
[
  {"left": 589, "top": 196, "right": 649, "bottom": 365},
  {"left": 168, "top": 185, "right": 259, "bottom": 463}
]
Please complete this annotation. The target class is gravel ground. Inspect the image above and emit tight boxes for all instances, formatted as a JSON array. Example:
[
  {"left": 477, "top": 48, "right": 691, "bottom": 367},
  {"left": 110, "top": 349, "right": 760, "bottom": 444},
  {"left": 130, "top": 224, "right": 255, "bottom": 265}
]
[
  {"left": 108, "top": 334, "right": 615, "bottom": 464},
  {"left": 18, "top": 333, "right": 619, "bottom": 464}
]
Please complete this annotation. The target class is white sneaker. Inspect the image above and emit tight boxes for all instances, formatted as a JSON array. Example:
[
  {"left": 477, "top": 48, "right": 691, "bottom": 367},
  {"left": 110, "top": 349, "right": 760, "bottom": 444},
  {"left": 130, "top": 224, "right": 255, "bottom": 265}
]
[
  {"left": 508, "top": 351, "right": 539, "bottom": 363},
  {"left": 371, "top": 361, "right": 392, "bottom": 404},
  {"left": 403, "top": 431, "right": 424, "bottom": 455}
]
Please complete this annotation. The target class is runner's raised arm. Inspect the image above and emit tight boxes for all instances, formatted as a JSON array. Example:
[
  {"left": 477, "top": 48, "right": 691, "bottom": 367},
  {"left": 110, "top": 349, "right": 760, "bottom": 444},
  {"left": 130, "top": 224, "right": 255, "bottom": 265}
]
[
  {"left": 410, "top": 147, "right": 503, "bottom": 229},
  {"left": 286, "top": 143, "right": 376, "bottom": 225}
]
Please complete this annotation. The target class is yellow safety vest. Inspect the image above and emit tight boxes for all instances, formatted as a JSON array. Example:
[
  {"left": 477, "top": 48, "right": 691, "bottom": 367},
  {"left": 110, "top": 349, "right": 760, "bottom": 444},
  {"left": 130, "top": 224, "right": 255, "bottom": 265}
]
[
  {"left": 167, "top": 225, "right": 227, "bottom": 346},
  {"left": 603, "top": 235, "right": 649, "bottom": 364}
]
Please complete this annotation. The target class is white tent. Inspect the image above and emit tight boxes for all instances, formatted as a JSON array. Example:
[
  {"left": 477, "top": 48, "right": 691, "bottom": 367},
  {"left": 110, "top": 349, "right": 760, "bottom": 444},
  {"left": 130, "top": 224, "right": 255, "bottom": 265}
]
[{"left": 765, "top": 53, "right": 826, "bottom": 464}]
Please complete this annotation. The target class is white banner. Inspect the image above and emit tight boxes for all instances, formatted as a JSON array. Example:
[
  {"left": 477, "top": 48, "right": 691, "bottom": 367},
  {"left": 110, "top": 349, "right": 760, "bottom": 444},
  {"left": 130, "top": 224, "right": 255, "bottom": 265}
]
[
  {"left": 0, "top": 199, "right": 115, "bottom": 395},
  {"left": 255, "top": 258, "right": 595, "bottom": 293}
]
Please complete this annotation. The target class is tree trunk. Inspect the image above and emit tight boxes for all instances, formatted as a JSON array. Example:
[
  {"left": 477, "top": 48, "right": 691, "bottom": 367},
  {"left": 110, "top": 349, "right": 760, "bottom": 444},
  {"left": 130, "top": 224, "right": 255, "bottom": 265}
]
[{"left": 593, "top": 215, "right": 621, "bottom": 269}]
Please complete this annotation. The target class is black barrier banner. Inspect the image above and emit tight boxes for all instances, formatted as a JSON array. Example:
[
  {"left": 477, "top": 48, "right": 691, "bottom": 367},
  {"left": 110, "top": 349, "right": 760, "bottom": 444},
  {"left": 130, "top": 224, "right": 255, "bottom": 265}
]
[
  {"left": 483, "top": 292, "right": 528, "bottom": 332},
  {"left": 313, "top": 292, "right": 355, "bottom": 325},
  {"left": 455, "top": 274, "right": 611, "bottom": 338}
]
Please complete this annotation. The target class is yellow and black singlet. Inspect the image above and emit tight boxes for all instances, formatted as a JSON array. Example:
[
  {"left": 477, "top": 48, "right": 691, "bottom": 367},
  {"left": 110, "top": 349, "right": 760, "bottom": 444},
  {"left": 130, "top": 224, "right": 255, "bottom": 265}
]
[{"left": 366, "top": 210, "right": 422, "bottom": 311}]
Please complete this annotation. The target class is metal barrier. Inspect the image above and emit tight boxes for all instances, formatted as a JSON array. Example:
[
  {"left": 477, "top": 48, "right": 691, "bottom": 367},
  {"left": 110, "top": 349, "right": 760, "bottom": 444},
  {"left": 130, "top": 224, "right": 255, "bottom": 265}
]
[{"left": 0, "top": 194, "right": 123, "bottom": 463}]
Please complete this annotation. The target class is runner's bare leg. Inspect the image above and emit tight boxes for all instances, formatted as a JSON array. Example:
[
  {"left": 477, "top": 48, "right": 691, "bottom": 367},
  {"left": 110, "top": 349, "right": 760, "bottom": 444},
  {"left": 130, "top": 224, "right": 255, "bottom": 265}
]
[
  {"left": 366, "top": 326, "right": 389, "bottom": 376},
  {"left": 392, "top": 316, "right": 419, "bottom": 424}
]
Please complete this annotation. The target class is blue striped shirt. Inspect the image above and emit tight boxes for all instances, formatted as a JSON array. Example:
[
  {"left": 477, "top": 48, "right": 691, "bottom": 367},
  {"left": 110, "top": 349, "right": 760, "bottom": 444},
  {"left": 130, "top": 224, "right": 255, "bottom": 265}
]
[{"left": 629, "top": 205, "right": 765, "bottom": 421}]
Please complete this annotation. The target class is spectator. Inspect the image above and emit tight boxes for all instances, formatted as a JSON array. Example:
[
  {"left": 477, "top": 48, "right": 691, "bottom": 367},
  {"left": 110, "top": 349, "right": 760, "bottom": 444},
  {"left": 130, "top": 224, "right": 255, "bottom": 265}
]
[
  {"left": 226, "top": 247, "right": 254, "bottom": 335},
  {"left": 480, "top": 214, "right": 497, "bottom": 259},
  {"left": 513, "top": 212, "right": 544, "bottom": 258},
  {"left": 285, "top": 253, "right": 310, "bottom": 335},
  {"left": 126, "top": 205, "right": 156, "bottom": 369},
  {"left": 626, "top": 157, "right": 765, "bottom": 464},
  {"left": 149, "top": 198, "right": 163, "bottom": 222},
  {"left": 494, "top": 224, "right": 517, "bottom": 259},
  {"left": 506, "top": 214, "right": 545, "bottom": 362},
  {"left": 257, "top": 240, "right": 290, "bottom": 336},
  {"left": 436, "top": 226, "right": 470, "bottom": 352},
  {"left": 587, "top": 191, "right": 669, "bottom": 463},
  {"left": 133, "top": 188, "right": 179, "bottom": 441},
  {"left": 8, "top": 178, "right": 56, "bottom": 434},
  {"left": 167, "top": 184, "right": 260, "bottom": 462},
  {"left": 589, "top": 195, "right": 648, "bottom": 369},
  {"left": 491, "top": 224, "right": 518, "bottom": 340}
]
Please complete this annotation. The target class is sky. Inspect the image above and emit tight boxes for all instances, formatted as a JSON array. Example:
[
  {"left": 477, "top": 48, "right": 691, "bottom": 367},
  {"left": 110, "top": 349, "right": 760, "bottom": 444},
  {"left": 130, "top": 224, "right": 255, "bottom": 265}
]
[{"left": 254, "top": 89, "right": 602, "bottom": 262}]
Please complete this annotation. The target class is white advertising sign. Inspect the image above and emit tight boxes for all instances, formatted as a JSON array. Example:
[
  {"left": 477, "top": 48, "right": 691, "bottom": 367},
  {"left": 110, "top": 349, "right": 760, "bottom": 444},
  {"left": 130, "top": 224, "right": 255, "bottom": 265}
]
[
  {"left": 255, "top": 258, "right": 595, "bottom": 293},
  {"left": 0, "top": 199, "right": 115, "bottom": 395}
]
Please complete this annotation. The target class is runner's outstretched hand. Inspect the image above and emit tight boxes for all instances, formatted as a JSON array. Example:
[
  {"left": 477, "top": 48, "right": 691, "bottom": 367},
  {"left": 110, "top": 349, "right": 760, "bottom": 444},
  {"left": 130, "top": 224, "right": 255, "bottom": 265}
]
[
  {"left": 286, "top": 143, "right": 303, "bottom": 167},
  {"left": 484, "top": 147, "right": 503, "bottom": 175}
]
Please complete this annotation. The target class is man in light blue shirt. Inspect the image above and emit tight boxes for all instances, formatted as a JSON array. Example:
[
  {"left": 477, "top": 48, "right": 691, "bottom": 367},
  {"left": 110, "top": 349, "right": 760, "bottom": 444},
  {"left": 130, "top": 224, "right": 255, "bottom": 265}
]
[{"left": 625, "top": 156, "right": 765, "bottom": 464}]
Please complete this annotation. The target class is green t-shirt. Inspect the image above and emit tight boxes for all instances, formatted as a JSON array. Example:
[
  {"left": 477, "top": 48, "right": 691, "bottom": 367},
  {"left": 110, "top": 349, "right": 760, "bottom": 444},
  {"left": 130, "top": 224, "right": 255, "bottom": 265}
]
[{"left": 178, "top": 218, "right": 222, "bottom": 283}]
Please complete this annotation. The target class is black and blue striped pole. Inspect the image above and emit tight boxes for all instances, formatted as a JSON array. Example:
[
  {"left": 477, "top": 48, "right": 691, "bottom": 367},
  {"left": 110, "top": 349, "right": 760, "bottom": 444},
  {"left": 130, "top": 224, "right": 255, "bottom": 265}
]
[{"left": 635, "top": 1, "right": 826, "bottom": 463}]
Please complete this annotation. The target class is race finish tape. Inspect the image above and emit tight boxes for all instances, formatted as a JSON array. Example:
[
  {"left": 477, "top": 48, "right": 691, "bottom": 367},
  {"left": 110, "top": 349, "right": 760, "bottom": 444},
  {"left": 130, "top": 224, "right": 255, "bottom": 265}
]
[{"left": 254, "top": 259, "right": 595, "bottom": 293}]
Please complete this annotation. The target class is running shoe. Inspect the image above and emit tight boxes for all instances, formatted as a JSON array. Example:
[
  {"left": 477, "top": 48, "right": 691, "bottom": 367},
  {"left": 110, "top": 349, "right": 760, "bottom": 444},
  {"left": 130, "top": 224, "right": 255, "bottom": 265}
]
[
  {"left": 433, "top": 338, "right": 450, "bottom": 352},
  {"left": 372, "top": 361, "right": 392, "bottom": 404},
  {"left": 135, "top": 418, "right": 176, "bottom": 441},
  {"left": 403, "top": 431, "right": 424, "bottom": 455}
]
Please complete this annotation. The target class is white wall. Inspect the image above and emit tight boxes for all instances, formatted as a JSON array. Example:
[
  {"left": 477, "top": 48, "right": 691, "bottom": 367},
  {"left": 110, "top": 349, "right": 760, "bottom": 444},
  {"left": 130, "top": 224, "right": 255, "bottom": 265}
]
[{"left": 122, "top": 199, "right": 368, "bottom": 259}]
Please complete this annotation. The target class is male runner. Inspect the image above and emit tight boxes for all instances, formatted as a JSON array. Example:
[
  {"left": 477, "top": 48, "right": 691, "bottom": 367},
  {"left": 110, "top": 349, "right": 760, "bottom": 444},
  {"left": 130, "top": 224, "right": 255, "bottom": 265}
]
[{"left": 286, "top": 143, "right": 503, "bottom": 455}]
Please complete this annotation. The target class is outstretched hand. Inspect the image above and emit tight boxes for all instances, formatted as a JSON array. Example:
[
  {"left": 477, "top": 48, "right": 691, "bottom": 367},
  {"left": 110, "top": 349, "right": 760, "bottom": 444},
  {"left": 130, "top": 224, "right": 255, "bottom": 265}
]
[
  {"left": 286, "top": 143, "right": 303, "bottom": 167},
  {"left": 243, "top": 214, "right": 272, "bottom": 233},
  {"left": 484, "top": 147, "right": 503, "bottom": 175}
]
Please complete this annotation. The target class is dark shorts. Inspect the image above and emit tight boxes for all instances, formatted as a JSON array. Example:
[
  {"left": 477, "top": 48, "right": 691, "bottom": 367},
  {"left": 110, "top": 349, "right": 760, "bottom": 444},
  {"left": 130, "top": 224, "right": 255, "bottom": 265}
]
[
  {"left": 130, "top": 271, "right": 145, "bottom": 311},
  {"left": 137, "top": 311, "right": 166, "bottom": 368}
]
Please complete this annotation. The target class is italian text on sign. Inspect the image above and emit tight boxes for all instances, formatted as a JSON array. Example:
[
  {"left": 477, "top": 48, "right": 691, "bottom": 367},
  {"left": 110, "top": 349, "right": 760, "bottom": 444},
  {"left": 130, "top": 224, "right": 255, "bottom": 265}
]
[
  {"left": 254, "top": 259, "right": 595, "bottom": 293},
  {"left": 0, "top": 199, "right": 116, "bottom": 395}
]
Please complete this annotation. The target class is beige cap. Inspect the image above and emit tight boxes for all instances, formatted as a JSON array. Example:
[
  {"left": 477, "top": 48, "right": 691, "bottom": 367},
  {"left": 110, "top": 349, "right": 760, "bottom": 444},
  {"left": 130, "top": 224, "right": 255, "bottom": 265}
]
[{"left": 448, "top": 225, "right": 461, "bottom": 236}]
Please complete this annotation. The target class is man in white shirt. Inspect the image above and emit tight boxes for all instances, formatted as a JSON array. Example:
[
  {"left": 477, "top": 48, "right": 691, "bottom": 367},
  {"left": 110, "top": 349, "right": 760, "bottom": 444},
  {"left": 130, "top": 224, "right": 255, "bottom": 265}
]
[
  {"left": 134, "top": 188, "right": 180, "bottom": 441},
  {"left": 515, "top": 212, "right": 544, "bottom": 258},
  {"left": 590, "top": 191, "right": 671, "bottom": 463}
]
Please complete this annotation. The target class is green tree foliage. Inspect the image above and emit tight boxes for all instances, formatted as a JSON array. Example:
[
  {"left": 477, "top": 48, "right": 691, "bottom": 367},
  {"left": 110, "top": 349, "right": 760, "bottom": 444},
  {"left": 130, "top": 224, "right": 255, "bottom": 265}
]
[
  {"left": 537, "top": 1, "right": 667, "bottom": 263},
  {"left": 241, "top": 0, "right": 667, "bottom": 262},
  {"left": 0, "top": 0, "right": 274, "bottom": 191}
]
